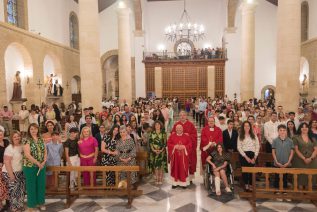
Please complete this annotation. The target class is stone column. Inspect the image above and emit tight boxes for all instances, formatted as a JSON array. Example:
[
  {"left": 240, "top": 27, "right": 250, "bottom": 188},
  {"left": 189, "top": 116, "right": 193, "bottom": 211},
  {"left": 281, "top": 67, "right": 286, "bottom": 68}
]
[
  {"left": 154, "top": 67, "right": 162, "bottom": 98},
  {"left": 276, "top": 0, "right": 301, "bottom": 112},
  {"left": 240, "top": 0, "right": 257, "bottom": 101},
  {"left": 78, "top": 0, "right": 102, "bottom": 109},
  {"left": 134, "top": 30, "right": 146, "bottom": 98},
  {"left": 117, "top": 6, "right": 133, "bottom": 105},
  {"left": 207, "top": 66, "right": 215, "bottom": 99}
]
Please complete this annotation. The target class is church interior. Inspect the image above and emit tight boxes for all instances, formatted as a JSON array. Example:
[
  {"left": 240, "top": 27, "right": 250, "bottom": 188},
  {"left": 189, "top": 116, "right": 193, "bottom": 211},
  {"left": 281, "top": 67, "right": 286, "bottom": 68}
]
[{"left": 0, "top": 0, "right": 317, "bottom": 212}]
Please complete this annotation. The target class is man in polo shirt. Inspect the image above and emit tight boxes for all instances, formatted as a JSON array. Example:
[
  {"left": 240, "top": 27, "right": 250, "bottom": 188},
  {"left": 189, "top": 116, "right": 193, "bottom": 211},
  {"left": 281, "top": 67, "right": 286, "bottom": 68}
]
[{"left": 272, "top": 124, "right": 294, "bottom": 191}]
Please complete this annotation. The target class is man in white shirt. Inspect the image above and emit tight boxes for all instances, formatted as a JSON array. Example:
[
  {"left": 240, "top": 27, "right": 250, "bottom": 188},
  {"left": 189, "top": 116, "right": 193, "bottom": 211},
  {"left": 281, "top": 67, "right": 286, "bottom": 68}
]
[
  {"left": 264, "top": 112, "right": 279, "bottom": 153},
  {"left": 217, "top": 116, "right": 227, "bottom": 131},
  {"left": 78, "top": 108, "right": 96, "bottom": 128}
]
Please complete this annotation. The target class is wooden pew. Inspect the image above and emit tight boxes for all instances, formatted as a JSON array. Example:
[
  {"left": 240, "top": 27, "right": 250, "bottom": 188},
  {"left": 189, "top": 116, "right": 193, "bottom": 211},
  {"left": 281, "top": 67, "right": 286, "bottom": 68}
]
[
  {"left": 239, "top": 167, "right": 317, "bottom": 212},
  {"left": 46, "top": 166, "right": 142, "bottom": 209}
]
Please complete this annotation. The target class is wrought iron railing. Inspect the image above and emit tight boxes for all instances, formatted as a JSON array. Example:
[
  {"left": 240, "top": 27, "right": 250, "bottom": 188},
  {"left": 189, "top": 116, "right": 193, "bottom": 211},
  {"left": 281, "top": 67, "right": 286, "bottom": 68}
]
[{"left": 143, "top": 49, "right": 227, "bottom": 61}]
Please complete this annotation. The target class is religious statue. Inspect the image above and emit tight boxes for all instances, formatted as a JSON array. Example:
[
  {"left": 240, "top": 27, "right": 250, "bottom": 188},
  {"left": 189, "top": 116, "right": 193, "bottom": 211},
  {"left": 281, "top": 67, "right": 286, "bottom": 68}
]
[
  {"left": 46, "top": 73, "right": 56, "bottom": 95},
  {"left": 301, "top": 74, "right": 308, "bottom": 94},
  {"left": 11, "top": 71, "right": 22, "bottom": 100},
  {"left": 53, "top": 79, "right": 63, "bottom": 96}
]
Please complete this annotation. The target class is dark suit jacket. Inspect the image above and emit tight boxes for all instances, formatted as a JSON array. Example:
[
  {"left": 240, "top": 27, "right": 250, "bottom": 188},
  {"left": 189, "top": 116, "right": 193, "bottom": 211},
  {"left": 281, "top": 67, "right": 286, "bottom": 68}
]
[
  {"left": 80, "top": 123, "right": 100, "bottom": 138},
  {"left": 94, "top": 132, "right": 107, "bottom": 151},
  {"left": 223, "top": 129, "right": 238, "bottom": 152}
]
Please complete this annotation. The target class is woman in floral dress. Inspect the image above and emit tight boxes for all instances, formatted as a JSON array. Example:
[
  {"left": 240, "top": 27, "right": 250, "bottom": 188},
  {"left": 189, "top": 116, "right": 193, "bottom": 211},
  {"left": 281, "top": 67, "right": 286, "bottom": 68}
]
[
  {"left": 149, "top": 121, "right": 167, "bottom": 185},
  {"left": 116, "top": 126, "right": 137, "bottom": 185},
  {"left": 101, "top": 125, "right": 120, "bottom": 186}
]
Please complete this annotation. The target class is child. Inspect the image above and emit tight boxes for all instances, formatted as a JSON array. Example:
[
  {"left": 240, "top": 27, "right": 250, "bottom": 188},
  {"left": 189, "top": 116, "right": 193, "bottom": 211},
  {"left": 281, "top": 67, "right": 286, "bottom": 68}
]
[
  {"left": 46, "top": 131, "right": 63, "bottom": 188},
  {"left": 272, "top": 124, "right": 294, "bottom": 191},
  {"left": 64, "top": 127, "right": 80, "bottom": 189}
]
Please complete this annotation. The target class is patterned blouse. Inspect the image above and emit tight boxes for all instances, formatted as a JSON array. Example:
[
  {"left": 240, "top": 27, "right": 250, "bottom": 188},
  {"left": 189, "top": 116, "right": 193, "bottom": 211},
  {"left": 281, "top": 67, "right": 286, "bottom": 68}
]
[{"left": 23, "top": 138, "right": 45, "bottom": 167}]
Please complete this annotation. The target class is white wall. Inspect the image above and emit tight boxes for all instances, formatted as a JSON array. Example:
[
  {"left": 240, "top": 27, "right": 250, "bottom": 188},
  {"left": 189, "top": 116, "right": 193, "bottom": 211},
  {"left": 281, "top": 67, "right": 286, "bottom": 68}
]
[
  {"left": 99, "top": 1, "right": 135, "bottom": 56},
  {"left": 143, "top": 0, "right": 227, "bottom": 52},
  {"left": 28, "top": 0, "right": 78, "bottom": 46},
  {"left": 225, "top": 0, "right": 277, "bottom": 100}
]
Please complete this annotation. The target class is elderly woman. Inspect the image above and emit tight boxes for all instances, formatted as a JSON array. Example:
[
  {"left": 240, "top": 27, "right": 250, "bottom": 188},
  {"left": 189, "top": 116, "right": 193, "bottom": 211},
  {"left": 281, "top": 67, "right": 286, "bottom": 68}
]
[
  {"left": 2, "top": 131, "right": 25, "bottom": 212},
  {"left": 206, "top": 144, "right": 231, "bottom": 195},
  {"left": 292, "top": 123, "right": 317, "bottom": 188},
  {"left": 116, "top": 126, "right": 137, "bottom": 187},
  {"left": 23, "top": 123, "right": 47, "bottom": 211},
  {"left": 78, "top": 126, "right": 98, "bottom": 186}
]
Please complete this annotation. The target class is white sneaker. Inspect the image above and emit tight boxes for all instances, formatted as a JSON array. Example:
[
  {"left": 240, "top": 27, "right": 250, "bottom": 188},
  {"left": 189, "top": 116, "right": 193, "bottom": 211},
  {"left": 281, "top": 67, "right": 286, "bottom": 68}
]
[
  {"left": 225, "top": 187, "right": 232, "bottom": 192},
  {"left": 39, "top": 205, "right": 46, "bottom": 211}
]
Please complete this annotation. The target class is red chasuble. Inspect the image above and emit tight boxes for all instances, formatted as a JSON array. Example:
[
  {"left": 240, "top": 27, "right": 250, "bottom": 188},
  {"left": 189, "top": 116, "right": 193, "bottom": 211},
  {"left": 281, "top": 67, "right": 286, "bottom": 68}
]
[
  {"left": 171, "top": 120, "right": 197, "bottom": 175},
  {"left": 168, "top": 133, "right": 192, "bottom": 186},
  {"left": 200, "top": 125, "right": 223, "bottom": 168}
]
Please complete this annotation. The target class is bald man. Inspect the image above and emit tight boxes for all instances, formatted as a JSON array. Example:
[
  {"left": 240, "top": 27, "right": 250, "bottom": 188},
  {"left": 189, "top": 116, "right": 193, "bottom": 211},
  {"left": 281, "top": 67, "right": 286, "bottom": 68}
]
[{"left": 171, "top": 111, "right": 197, "bottom": 182}]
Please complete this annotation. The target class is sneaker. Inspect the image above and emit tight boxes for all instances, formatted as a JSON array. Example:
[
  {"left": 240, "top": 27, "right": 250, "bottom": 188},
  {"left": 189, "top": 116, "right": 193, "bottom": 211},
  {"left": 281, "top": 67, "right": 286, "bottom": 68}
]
[
  {"left": 172, "top": 186, "right": 177, "bottom": 189},
  {"left": 225, "top": 187, "right": 232, "bottom": 192},
  {"left": 39, "top": 205, "right": 46, "bottom": 211},
  {"left": 274, "top": 192, "right": 281, "bottom": 195}
]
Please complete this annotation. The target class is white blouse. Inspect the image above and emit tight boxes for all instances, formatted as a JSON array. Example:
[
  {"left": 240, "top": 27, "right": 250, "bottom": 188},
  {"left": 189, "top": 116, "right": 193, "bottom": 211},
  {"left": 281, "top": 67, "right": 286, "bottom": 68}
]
[{"left": 237, "top": 135, "right": 260, "bottom": 158}]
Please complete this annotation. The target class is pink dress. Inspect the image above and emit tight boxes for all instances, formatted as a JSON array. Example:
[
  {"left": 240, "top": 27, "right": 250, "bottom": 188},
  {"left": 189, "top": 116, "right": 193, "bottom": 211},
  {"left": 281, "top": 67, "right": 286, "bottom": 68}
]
[{"left": 78, "top": 136, "right": 98, "bottom": 186}]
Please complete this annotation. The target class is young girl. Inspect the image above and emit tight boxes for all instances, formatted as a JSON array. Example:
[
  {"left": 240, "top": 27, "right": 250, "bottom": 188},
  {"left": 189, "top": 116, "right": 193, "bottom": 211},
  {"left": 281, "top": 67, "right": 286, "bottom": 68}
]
[{"left": 206, "top": 144, "right": 231, "bottom": 195}]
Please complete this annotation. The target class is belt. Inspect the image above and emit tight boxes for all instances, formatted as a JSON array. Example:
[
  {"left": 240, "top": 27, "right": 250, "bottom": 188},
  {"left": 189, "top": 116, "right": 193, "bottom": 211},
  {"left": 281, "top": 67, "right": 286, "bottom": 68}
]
[
  {"left": 120, "top": 150, "right": 131, "bottom": 154},
  {"left": 80, "top": 153, "right": 95, "bottom": 158}
]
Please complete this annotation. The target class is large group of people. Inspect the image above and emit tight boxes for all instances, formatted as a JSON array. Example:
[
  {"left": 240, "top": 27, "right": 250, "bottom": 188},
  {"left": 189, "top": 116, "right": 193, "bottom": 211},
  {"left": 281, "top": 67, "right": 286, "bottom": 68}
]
[{"left": 0, "top": 95, "right": 317, "bottom": 211}]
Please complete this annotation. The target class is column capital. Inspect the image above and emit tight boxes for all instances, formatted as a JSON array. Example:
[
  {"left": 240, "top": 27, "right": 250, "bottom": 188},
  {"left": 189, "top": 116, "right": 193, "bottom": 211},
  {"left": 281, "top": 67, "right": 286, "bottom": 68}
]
[{"left": 241, "top": 0, "right": 257, "bottom": 13}]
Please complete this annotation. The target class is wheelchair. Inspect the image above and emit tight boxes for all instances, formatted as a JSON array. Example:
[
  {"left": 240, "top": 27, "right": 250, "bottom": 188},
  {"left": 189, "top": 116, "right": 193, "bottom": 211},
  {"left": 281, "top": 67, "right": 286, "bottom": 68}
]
[{"left": 203, "top": 161, "right": 235, "bottom": 195}]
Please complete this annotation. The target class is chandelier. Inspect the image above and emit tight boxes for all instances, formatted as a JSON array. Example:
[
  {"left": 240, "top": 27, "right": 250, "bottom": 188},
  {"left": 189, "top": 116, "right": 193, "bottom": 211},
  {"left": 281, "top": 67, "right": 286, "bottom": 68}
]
[{"left": 164, "top": 0, "right": 205, "bottom": 42}]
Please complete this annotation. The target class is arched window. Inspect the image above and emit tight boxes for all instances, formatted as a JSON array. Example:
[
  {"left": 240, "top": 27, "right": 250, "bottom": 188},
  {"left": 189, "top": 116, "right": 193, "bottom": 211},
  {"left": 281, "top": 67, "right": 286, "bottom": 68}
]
[
  {"left": 69, "top": 12, "right": 79, "bottom": 49},
  {"left": 4, "top": 0, "right": 28, "bottom": 29},
  {"left": 7, "top": 0, "right": 18, "bottom": 26},
  {"left": 301, "top": 1, "right": 309, "bottom": 42}
]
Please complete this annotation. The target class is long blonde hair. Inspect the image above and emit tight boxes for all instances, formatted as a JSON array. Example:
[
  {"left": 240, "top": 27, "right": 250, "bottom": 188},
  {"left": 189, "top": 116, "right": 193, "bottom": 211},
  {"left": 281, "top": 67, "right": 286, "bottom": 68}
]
[{"left": 80, "top": 126, "right": 92, "bottom": 140}]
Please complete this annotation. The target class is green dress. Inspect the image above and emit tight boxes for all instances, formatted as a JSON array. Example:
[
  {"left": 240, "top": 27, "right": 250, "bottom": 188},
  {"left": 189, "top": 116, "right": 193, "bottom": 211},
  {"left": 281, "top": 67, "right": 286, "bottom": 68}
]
[
  {"left": 292, "top": 135, "right": 317, "bottom": 186},
  {"left": 149, "top": 131, "right": 168, "bottom": 173}
]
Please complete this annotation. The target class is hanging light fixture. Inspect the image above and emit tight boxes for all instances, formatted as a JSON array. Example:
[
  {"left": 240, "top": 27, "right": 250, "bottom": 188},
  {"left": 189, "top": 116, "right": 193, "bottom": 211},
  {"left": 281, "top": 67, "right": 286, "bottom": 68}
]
[{"left": 164, "top": 0, "right": 205, "bottom": 42}]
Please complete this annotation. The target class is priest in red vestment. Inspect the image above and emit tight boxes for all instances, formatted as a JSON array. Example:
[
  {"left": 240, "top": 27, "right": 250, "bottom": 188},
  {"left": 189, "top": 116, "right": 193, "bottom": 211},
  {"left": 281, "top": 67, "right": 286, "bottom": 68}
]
[
  {"left": 171, "top": 111, "right": 197, "bottom": 180},
  {"left": 168, "top": 124, "right": 192, "bottom": 188},
  {"left": 200, "top": 117, "right": 223, "bottom": 169}
]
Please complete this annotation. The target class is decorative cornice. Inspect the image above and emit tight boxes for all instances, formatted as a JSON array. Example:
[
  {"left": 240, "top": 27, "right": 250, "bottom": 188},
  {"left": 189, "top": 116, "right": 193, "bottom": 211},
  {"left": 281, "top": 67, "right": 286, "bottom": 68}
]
[{"left": 0, "top": 21, "right": 79, "bottom": 54}]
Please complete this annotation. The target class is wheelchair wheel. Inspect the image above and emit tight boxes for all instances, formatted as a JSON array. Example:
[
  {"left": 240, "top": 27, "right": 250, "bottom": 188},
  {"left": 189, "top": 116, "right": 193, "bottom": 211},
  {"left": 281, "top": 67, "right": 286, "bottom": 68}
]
[{"left": 204, "top": 171, "right": 210, "bottom": 190}]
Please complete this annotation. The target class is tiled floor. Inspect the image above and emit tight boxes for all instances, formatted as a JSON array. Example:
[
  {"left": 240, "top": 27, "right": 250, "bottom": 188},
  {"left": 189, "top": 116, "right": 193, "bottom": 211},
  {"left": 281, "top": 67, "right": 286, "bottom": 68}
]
[{"left": 36, "top": 115, "right": 317, "bottom": 211}]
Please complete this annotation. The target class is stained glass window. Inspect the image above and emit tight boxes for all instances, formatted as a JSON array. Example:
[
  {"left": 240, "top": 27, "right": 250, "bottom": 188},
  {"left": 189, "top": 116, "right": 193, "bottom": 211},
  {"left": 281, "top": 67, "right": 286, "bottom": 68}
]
[
  {"left": 69, "top": 14, "right": 79, "bottom": 49},
  {"left": 7, "top": 0, "right": 18, "bottom": 26}
]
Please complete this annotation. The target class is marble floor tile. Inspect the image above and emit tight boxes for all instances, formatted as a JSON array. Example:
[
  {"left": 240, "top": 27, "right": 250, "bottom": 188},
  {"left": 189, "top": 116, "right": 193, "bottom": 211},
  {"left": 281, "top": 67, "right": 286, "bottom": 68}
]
[
  {"left": 145, "top": 189, "right": 172, "bottom": 201},
  {"left": 175, "top": 203, "right": 209, "bottom": 212},
  {"left": 71, "top": 201, "right": 103, "bottom": 212},
  {"left": 105, "top": 202, "right": 137, "bottom": 212}
]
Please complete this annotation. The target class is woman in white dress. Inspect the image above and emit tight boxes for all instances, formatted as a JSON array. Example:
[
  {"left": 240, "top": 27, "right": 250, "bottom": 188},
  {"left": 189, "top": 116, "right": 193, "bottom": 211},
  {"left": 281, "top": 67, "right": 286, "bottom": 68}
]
[{"left": 18, "top": 105, "right": 29, "bottom": 137}]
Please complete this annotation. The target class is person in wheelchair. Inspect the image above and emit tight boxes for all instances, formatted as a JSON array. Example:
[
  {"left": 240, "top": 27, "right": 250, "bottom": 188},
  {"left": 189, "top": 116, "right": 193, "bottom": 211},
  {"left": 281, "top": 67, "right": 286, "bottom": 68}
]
[{"left": 206, "top": 144, "right": 232, "bottom": 195}]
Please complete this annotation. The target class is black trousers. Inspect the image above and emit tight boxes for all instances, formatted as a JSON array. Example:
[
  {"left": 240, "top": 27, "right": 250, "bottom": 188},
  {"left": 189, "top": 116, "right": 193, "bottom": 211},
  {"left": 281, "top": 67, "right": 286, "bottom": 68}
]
[
  {"left": 239, "top": 151, "right": 255, "bottom": 185},
  {"left": 198, "top": 111, "right": 205, "bottom": 127},
  {"left": 192, "top": 109, "right": 196, "bottom": 119},
  {"left": 274, "top": 170, "right": 288, "bottom": 189}
]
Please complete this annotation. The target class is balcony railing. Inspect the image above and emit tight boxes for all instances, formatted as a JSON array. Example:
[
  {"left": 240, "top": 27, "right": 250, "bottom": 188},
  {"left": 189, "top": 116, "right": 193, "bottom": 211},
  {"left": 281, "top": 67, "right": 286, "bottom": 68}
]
[{"left": 143, "top": 49, "right": 227, "bottom": 62}]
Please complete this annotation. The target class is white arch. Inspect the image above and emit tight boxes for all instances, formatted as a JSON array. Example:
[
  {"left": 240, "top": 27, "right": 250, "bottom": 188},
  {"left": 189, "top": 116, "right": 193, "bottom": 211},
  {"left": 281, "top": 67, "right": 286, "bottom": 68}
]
[{"left": 4, "top": 42, "right": 33, "bottom": 103}]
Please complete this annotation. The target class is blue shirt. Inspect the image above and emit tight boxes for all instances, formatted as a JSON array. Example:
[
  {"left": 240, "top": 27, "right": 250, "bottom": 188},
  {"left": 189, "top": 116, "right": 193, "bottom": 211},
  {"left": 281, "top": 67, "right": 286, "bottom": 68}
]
[
  {"left": 198, "top": 101, "right": 207, "bottom": 112},
  {"left": 272, "top": 137, "right": 294, "bottom": 165},
  {"left": 46, "top": 142, "right": 63, "bottom": 166}
]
